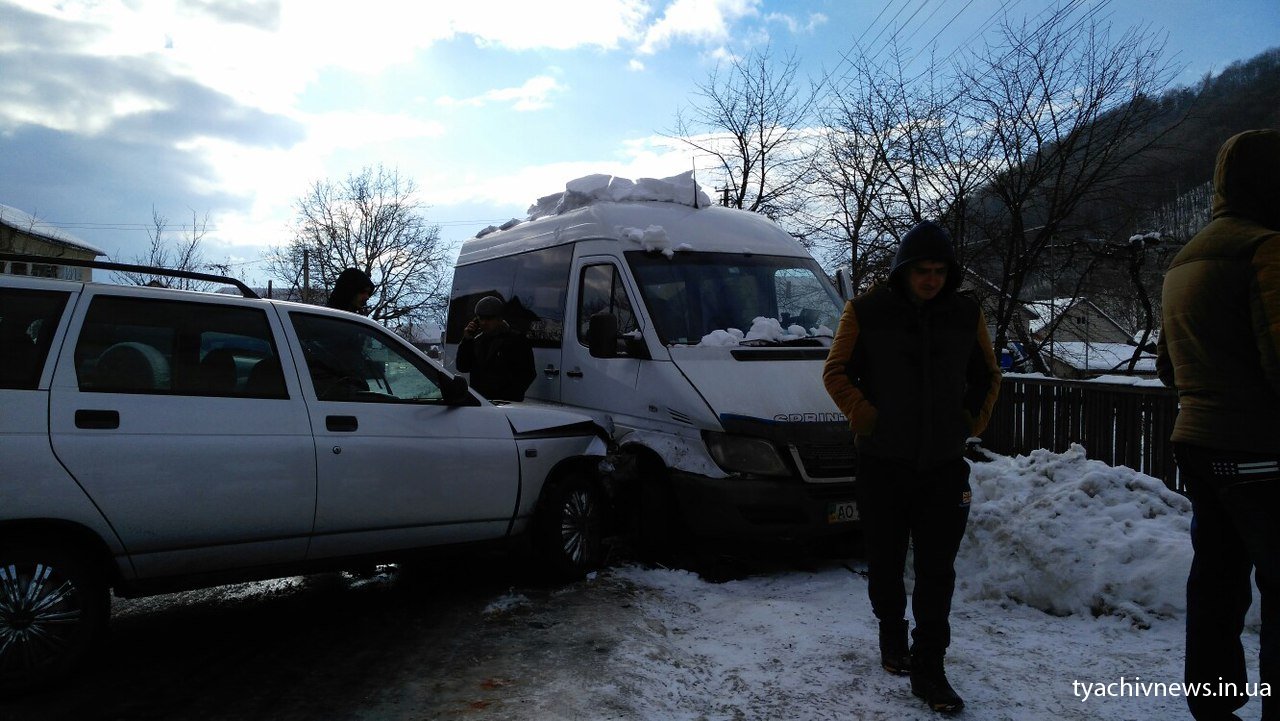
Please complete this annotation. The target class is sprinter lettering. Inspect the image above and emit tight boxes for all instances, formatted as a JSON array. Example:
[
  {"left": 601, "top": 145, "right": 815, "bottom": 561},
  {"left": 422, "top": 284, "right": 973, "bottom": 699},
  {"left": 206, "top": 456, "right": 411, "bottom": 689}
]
[{"left": 773, "top": 412, "right": 848, "bottom": 423}]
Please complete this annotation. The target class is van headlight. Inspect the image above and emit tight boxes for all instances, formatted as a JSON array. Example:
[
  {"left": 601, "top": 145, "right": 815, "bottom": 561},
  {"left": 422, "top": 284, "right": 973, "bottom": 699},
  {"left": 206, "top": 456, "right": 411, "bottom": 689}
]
[{"left": 704, "top": 432, "right": 790, "bottom": 477}]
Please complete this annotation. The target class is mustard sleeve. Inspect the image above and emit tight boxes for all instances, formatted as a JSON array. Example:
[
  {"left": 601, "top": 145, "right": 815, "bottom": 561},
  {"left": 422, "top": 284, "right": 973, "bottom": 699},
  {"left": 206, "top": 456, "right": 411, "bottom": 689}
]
[
  {"left": 969, "top": 309, "right": 1001, "bottom": 437},
  {"left": 1250, "top": 234, "right": 1280, "bottom": 396},
  {"left": 822, "top": 300, "right": 878, "bottom": 434}
]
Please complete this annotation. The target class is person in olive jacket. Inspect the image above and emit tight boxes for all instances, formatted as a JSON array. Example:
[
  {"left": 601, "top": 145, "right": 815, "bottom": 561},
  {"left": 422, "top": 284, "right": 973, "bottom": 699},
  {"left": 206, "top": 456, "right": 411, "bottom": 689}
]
[
  {"left": 456, "top": 295, "right": 537, "bottom": 402},
  {"left": 1157, "top": 129, "right": 1280, "bottom": 721},
  {"left": 823, "top": 220, "right": 1001, "bottom": 715}
]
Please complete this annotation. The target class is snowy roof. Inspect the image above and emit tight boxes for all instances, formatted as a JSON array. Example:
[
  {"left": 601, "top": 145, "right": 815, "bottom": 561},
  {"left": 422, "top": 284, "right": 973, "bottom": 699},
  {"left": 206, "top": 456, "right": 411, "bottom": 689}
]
[
  {"left": 1043, "top": 341, "right": 1155, "bottom": 373},
  {"left": 0, "top": 203, "right": 106, "bottom": 256},
  {"left": 1026, "top": 297, "right": 1130, "bottom": 337},
  {"left": 457, "top": 174, "right": 805, "bottom": 266}
]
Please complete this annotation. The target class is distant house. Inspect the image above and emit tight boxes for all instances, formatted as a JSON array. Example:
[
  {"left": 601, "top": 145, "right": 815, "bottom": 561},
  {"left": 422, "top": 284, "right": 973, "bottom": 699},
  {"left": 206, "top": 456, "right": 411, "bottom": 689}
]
[
  {"left": 959, "top": 270, "right": 1038, "bottom": 369},
  {"left": 1026, "top": 297, "right": 1151, "bottom": 378},
  {"left": 0, "top": 204, "right": 106, "bottom": 280}
]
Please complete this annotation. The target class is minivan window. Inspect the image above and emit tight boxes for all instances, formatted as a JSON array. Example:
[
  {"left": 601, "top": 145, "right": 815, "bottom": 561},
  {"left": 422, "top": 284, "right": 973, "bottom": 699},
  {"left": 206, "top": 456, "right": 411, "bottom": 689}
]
[
  {"left": 74, "top": 296, "right": 285, "bottom": 397},
  {"left": 577, "top": 263, "right": 638, "bottom": 344},
  {"left": 447, "top": 244, "right": 571, "bottom": 348},
  {"left": 292, "top": 313, "right": 445, "bottom": 403},
  {"left": 0, "top": 288, "right": 70, "bottom": 390},
  {"left": 625, "top": 252, "right": 844, "bottom": 345}
]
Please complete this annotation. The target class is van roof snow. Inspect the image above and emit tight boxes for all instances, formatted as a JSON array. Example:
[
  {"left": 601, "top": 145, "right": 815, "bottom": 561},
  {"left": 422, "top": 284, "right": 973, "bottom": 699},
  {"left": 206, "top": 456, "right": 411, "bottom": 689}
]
[{"left": 476, "top": 171, "right": 712, "bottom": 239}]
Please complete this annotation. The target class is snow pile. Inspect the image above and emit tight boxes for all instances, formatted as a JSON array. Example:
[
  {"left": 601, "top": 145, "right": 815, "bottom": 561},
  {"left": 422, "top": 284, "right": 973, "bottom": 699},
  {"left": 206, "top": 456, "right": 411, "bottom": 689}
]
[
  {"left": 697, "top": 317, "right": 833, "bottom": 346},
  {"left": 957, "top": 444, "right": 1193, "bottom": 624},
  {"left": 618, "top": 224, "right": 692, "bottom": 258},
  {"left": 482, "top": 592, "right": 533, "bottom": 616}
]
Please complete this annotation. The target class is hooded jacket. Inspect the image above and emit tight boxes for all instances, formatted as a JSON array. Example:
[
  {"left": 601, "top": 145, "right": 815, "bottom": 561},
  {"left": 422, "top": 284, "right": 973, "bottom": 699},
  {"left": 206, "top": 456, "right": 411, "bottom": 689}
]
[
  {"left": 327, "top": 268, "right": 375, "bottom": 313},
  {"left": 455, "top": 321, "right": 537, "bottom": 402},
  {"left": 823, "top": 221, "right": 1001, "bottom": 469},
  {"left": 1157, "top": 129, "right": 1280, "bottom": 453}
]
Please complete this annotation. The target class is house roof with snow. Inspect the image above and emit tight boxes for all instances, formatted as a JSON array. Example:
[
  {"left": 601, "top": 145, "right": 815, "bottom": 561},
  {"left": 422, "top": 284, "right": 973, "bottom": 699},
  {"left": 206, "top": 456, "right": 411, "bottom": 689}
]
[
  {"left": 0, "top": 203, "right": 106, "bottom": 256},
  {"left": 1025, "top": 297, "right": 1130, "bottom": 338},
  {"left": 1043, "top": 341, "right": 1156, "bottom": 374}
]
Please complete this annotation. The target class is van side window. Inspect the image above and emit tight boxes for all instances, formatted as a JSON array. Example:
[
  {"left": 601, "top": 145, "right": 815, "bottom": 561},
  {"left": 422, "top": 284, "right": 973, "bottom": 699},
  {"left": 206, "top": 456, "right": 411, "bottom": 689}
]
[
  {"left": 0, "top": 288, "right": 70, "bottom": 390},
  {"left": 291, "top": 313, "right": 445, "bottom": 403},
  {"left": 511, "top": 244, "right": 571, "bottom": 347},
  {"left": 448, "top": 245, "right": 572, "bottom": 349},
  {"left": 577, "top": 264, "right": 638, "bottom": 344},
  {"left": 74, "top": 296, "right": 286, "bottom": 398}
]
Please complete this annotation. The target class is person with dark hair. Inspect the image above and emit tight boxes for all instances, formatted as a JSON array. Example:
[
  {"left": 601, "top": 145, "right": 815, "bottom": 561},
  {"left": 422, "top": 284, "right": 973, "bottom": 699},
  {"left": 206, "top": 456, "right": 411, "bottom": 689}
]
[
  {"left": 455, "top": 295, "right": 536, "bottom": 402},
  {"left": 327, "top": 268, "right": 375, "bottom": 314},
  {"left": 1157, "top": 129, "right": 1280, "bottom": 721},
  {"left": 823, "top": 220, "right": 1001, "bottom": 714}
]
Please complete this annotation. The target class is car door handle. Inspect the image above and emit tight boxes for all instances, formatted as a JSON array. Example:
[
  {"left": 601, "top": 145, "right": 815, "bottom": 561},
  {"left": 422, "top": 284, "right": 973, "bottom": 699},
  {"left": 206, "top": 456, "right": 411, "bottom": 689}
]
[
  {"left": 566, "top": 368, "right": 584, "bottom": 379},
  {"left": 543, "top": 364, "right": 560, "bottom": 377},
  {"left": 326, "top": 415, "right": 359, "bottom": 432},
  {"left": 75, "top": 409, "right": 120, "bottom": 430}
]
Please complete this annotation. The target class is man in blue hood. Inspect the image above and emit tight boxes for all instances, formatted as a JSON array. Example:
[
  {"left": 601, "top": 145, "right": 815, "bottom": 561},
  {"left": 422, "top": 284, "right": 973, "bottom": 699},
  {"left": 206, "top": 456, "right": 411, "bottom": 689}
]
[{"left": 824, "top": 220, "right": 1001, "bottom": 714}]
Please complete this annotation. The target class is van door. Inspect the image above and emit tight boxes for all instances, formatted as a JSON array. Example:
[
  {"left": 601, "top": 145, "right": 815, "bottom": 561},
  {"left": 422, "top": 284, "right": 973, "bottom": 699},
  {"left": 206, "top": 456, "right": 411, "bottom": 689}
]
[
  {"left": 48, "top": 292, "right": 316, "bottom": 579},
  {"left": 561, "top": 257, "right": 645, "bottom": 414}
]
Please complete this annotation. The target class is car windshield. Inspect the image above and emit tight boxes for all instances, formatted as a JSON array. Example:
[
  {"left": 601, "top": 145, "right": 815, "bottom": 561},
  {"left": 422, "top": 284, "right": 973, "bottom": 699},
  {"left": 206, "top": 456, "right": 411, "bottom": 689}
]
[{"left": 625, "top": 251, "right": 844, "bottom": 346}]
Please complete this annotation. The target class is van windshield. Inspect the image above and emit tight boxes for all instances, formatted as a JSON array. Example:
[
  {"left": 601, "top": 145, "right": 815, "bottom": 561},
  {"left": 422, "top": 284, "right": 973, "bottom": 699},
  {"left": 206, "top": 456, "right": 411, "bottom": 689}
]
[{"left": 625, "top": 251, "right": 844, "bottom": 346}]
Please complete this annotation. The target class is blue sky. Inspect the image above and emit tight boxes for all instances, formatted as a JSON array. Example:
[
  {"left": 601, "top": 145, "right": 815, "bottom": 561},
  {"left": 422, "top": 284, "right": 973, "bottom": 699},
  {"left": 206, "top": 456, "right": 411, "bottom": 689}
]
[{"left": 1, "top": 0, "right": 1276, "bottom": 286}]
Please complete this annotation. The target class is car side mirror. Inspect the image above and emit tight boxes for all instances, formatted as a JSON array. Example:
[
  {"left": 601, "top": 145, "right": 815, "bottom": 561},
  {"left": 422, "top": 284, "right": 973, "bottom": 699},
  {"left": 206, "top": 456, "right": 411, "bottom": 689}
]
[
  {"left": 443, "top": 374, "right": 480, "bottom": 406},
  {"left": 588, "top": 312, "right": 619, "bottom": 359}
]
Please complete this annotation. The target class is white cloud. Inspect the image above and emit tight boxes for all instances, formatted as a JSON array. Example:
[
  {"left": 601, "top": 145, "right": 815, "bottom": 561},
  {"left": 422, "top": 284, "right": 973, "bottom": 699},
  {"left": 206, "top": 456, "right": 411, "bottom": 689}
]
[
  {"left": 764, "top": 11, "right": 828, "bottom": 35},
  {"left": 637, "top": 0, "right": 761, "bottom": 55},
  {"left": 437, "top": 75, "right": 568, "bottom": 112},
  {"left": 628, "top": 58, "right": 646, "bottom": 71}
]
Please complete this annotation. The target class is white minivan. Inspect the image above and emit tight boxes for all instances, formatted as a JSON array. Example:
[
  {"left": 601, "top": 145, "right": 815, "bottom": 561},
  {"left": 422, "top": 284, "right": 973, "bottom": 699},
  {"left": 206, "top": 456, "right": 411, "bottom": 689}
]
[{"left": 445, "top": 173, "right": 856, "bottom": 549}]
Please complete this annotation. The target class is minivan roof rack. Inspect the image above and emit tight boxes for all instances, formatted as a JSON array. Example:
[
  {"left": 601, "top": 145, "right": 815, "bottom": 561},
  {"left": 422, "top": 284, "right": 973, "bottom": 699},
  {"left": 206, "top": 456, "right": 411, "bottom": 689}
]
[{"left": 0, "top": 252, "right": 260, "bottom": 299}]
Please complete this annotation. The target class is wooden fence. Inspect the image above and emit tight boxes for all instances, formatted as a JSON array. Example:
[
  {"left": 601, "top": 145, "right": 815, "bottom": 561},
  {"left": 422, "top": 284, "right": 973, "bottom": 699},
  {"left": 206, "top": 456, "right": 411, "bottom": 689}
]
[{"left": 980, "top": 376, "right": 1182, "bottom": 491}]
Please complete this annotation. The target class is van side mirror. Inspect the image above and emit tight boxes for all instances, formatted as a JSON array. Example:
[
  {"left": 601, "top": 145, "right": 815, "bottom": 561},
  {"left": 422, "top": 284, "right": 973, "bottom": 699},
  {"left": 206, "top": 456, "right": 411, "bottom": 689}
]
[
  {"left": 588, "top": 312, "right": 619, "bottom": 359},
  {"left": 835, "top": 267, "right": 853, "bottom": 301}
]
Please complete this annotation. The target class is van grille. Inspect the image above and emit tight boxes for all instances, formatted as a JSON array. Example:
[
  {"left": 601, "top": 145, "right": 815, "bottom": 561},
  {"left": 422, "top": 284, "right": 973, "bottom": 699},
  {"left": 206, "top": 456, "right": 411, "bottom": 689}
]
[{"left": 794, "top": 442, "right": 856, "bottom": 479}]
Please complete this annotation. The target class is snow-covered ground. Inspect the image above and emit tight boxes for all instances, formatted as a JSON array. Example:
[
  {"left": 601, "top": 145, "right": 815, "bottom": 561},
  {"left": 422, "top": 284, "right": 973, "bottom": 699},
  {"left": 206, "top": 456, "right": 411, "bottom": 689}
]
[
  {"left": 467, "top": 445, "right": 1264, "bottom": 720},
  {"left": 23, "top": 446, "right": 1262, "bottom": 720}
]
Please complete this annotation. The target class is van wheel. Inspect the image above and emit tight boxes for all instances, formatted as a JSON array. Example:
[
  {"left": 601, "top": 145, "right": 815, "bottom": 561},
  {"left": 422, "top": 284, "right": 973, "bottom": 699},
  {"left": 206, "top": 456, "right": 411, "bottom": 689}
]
[
  {"left": 0, "top": 544, "right": 109, "bottom": 694},
  {"left": 534, "top": 472, "right": 605, "bottom": 581}
]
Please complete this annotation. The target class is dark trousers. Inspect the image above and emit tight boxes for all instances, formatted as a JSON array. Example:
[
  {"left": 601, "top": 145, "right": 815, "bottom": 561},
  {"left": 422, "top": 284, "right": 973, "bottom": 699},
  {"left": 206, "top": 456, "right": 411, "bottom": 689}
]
[
  {"left": 856, "top": 455, "right": 971, "bottom": 661},
  {"left": 1176, "top": 443, "right": 1278, "bottom": 721}
]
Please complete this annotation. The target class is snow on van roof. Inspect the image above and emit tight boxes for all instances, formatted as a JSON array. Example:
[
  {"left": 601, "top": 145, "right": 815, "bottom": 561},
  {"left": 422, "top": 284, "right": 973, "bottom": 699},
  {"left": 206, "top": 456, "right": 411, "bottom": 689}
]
[{"left": 475, "top": 171, "right": 712, "bottom": 239}]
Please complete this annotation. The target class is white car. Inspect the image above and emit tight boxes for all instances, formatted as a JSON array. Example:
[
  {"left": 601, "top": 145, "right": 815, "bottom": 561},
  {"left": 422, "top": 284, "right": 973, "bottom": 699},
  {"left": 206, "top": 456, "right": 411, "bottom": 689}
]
[{"left": 0, "top": 254, "right": 611, "bottom": 692}]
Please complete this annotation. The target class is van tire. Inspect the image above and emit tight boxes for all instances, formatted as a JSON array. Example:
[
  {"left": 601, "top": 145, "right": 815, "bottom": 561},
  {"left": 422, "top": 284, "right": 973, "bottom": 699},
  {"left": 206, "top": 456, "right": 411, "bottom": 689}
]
[
  {"left": 533, "top": 472, "right": 605, "bottom": 581},
  {"left": 0, "top": 543, "right": 109, "bottom": 694}
]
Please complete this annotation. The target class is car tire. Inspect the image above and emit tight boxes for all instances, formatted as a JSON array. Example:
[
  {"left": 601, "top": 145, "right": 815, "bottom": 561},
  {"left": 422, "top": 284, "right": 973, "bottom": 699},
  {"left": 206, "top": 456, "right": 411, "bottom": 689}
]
[
  {"left": 0, "top": 543, "right": 109, "bottom": 694},
  {"left": 533, "top": 472, "right": 605, "bottom": 581}
]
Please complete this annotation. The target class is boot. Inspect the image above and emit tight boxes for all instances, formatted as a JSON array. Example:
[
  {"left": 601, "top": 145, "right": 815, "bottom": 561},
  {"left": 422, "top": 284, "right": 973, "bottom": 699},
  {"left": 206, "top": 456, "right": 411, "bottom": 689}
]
[
  {"left": 910, "top": 655, "right": 964, "bottom": 713},
  {"left": 878, "top": 619, "right": 911, "bottom": 675}
]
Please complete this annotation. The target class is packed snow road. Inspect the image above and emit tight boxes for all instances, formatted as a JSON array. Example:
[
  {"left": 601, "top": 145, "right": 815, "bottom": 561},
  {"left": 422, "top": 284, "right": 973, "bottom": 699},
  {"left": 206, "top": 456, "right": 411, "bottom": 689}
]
[{"left": 2, "top": 448, "right": 1266, "bottom": 720}]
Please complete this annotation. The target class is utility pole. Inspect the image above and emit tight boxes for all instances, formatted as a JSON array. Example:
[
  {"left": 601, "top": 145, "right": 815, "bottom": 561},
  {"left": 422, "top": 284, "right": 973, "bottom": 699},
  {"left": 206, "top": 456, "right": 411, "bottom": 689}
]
[{"left": 302, "top": 248, "right": 310, "bottom": 304}]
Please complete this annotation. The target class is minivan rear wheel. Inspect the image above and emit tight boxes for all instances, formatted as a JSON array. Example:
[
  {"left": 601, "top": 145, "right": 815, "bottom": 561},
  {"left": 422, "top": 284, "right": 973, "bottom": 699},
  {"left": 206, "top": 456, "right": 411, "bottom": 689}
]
[
  {"left": 534, "top": 473, "right": 605, "bottom": 581},
  {"left": 0, "top": 544, "right": 108, "bottom": 693}
]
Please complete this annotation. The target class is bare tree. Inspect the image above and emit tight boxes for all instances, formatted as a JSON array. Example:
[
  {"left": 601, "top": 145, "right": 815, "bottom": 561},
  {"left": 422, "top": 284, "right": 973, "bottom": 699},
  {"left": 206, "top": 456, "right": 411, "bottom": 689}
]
[
  {"left": 265, "top": 164, "right": 451, "bottom": 326},
  {"left": 668, "top": 46, "right": 821, "bottom": 231},
  {"left": 816, "top": 41, "right": 995, "bottom": 292},
  {"left": 115, "top": 208, "right": 221, "bottom": 290},
  {"left": 957, "top": 6, "right": 1174, "bottom": 367}
]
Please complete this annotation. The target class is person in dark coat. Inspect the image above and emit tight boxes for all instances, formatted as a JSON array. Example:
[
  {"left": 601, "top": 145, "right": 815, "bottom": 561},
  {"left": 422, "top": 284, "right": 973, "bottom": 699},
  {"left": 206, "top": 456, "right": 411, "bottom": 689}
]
[
  {"left": 455, "top": 295, "right": 536, "bottom": 402},
  {"left": 823, "top": 220, "right": 1001, "bottom": 714},
  {"left": 327, "top": 268, "right": 375, "bottom": 314},
  {"left": 1157, "top": 129, "right": 1280, "bottom": 721}
]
